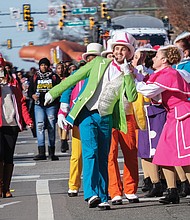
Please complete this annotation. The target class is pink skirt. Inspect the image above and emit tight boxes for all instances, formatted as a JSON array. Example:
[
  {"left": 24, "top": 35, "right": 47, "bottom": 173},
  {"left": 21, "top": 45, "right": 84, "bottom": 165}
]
[{"left": 153, "top": 110, "right": 190, "bottom": 166}]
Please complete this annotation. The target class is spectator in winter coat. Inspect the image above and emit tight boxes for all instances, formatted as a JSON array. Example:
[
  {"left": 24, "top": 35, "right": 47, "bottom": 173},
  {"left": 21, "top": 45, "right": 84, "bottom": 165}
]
[
  {"left": 0, "top": 63, "right": 33, "bottom": 198},
  {"left": 28, "top": 58, "right": 61, "bottom": 161}
]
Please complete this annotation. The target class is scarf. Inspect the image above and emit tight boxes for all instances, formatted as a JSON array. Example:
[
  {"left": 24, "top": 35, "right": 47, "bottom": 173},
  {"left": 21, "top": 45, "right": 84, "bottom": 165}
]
[{"left": 37, "top": 70, "right": 52, "bottom": 79}]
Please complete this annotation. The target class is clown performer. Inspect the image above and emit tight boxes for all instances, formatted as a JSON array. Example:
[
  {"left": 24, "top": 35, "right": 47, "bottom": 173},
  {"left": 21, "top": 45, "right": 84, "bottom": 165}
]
[
  {"left": 102, "top": 37, "right": 140, "bottom": 205},
  {"left": 44, "top": 32, "right": 138, "bottom": 210}
]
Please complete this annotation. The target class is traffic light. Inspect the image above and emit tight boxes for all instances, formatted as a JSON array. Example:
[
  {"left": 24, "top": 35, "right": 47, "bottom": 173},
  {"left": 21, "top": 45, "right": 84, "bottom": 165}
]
[
  {"left": 106, "top": 16, "right": 111, "bottom": 28},
  {"left": 23, "top": 4, "right": 31, "bottom": 21},
  {"left": 7, "top": 39, "right": 12, "bottom": 49},
  {"left": 27, "top": 17, "right": 34, "bottom": 32},
  {"left": 61, "top": 4, "right": 67, "bottom": 19},
  {"left": 100, "top": 2, "right": 108, "bottom": 18},
  {"left": 84, "top": 37, "right": 89, "bottom": 46},
  {"left": 59, "top": 18, "right": 64, "bottom": 30},
  {"left": 162, "top": 16, "right": 169, "bottom": 29},
  {"left": 89, "top": 17, "right": 95, "bottom": 30}
]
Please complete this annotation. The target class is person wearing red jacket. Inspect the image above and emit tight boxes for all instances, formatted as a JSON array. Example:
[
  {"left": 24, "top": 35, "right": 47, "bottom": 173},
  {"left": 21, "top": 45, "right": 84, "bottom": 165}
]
[{"left": 0, "top": 64, "right": 33, "bottom": 198}]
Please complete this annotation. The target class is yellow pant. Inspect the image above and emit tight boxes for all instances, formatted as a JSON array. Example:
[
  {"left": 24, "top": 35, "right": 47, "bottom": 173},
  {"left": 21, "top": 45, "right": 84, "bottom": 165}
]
[{"left": 68, "top": 125, "right": 82, "bottom": 190}]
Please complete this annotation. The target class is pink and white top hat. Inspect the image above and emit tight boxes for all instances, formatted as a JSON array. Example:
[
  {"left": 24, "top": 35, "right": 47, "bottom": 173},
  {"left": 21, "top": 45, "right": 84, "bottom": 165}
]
[{"left": 110, "top": 31, "right": 136, "bottom": 59}]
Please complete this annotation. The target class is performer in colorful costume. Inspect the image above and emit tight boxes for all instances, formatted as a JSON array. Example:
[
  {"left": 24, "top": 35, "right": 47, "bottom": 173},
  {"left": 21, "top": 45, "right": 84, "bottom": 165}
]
[
  {"left": 44, "top": 32, "right": 138, "bottom": 209},
  {"left": 136, "top": 45, "right": 190, "bottom": 204}
]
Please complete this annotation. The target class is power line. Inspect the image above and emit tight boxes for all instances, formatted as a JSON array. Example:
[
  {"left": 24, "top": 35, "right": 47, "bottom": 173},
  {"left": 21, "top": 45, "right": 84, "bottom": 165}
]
[
  {"left": 0, "top": 23, "right": 57, "bottom": 29},
  {"left": 0, "top": 7, "right": 164, "bottom": 16},
  {"left": 0, "top": 25, "right": 16, "bottom": 28}
]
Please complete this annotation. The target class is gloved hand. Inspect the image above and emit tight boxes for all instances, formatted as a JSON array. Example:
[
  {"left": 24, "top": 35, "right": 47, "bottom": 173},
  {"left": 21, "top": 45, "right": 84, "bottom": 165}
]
[
  {"left": 58, "top": 114, "right": 68, "bottom": 130},
  {"left": 136, "top": 65, "right": 148, "bottom": 76},
  {"left": 60, "top": 103, "right": 70, "bottom": 113},
  {"left": 120, "top": 59, "right": 131, "bottom": 75},
  {"left": 44, "top": 92, "right": 53, "bottom": 106}
]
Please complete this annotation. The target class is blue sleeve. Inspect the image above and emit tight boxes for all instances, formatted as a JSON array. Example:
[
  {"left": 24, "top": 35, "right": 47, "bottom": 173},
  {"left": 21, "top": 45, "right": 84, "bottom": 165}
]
[
  {"left": 59, "top": 87, "right": 73, "bottom": 104},
  {"left": 59, "top": 70, "right": 79, "bottom": 104}
]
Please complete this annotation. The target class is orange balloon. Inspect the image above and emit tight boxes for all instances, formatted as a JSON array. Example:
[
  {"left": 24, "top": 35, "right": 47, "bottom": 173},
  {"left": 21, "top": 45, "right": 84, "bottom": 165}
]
[{"left": 19, "top": 40, "right": 86, "bottom": 64}]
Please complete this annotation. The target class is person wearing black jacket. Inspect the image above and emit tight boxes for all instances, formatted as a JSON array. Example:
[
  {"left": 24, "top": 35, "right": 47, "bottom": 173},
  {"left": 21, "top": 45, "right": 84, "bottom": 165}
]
[{"left": 28, "top": 58, "right": 61, "bottom": 160}]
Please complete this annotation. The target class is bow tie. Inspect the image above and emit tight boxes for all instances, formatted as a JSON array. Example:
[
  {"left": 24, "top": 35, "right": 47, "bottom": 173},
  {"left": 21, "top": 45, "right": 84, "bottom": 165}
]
[{"left": 111, "top": 60, "right": 121, "bottom": 71}]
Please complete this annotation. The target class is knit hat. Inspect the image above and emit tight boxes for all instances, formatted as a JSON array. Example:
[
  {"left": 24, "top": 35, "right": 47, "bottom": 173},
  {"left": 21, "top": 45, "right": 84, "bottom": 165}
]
[
  {"left": 110, "top": 32, "right": 136, "bottom": 59},
  {"left": 39, "top": 58, "right": 50, "bottom": 67},
  {"left": 82, "top": 43, "right": 102, "bottom": 61}
]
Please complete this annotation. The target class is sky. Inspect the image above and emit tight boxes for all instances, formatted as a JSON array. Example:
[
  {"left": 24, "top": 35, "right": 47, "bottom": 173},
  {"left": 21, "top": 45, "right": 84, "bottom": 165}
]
[{"left": 0, "top": 0, "right": 63, "bottom": 71}]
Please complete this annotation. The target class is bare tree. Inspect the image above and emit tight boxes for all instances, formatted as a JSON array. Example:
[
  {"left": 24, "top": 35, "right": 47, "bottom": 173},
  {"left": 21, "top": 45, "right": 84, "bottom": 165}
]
[{"left": 156, "top": 0, "right": 190, "bottom": 34}]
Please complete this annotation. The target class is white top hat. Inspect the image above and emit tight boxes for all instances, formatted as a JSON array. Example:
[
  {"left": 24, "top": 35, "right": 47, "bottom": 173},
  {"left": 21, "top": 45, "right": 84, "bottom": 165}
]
[
  {"left": 110, "top": 31, "right": 136, "bottom": 59},
  {"left": 174, "top": 32, "right": 190, "bottom": 44},
  {"left": 136, "top": 44, "right": 156, "bottom": 53},
  {"left": 101, "top": 39, "right": 113, "bottom": 57},
  {"left": 82, "top": 43, "right": 102, "bottom": 61}
]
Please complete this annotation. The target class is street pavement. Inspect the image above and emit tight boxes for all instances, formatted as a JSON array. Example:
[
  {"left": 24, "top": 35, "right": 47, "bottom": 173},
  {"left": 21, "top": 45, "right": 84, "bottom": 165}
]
[{"left": 0, "top": 129, "right": 190, "bottom": 220}]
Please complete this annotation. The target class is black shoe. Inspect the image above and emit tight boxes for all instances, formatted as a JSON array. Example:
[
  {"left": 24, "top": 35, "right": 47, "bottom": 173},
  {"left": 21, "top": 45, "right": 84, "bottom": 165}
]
[
  {"left": 68, "top": 189, "right": 78, "bottom": 197},
  {"left": 61, "top": 140, "right": 69, "bottom": 153},
  {"left": 179, "top": 180, "right": 190, "bottom": 197},
  {"left": 159, "top": 188, "right": 180, "bottom": 204},
  {"left": 112, "top": 200, "right": 122, "bottom": 205},
  {"left": 98, "top": 202, "right": 111, "bottom": 210},
  {"left": 33, "top": 154, "right": 47, "bottom": 160},
  {"left": 48, "top": 147, "right": 59, "bottom": 161},
  {"left": 49, "top": 155, "right": 59, "bottom": 161},
  {"left": 142, "top": 177, "right": 152, "bottom": 192},
  {"left": 68, "top": 192, "right": 78, "bottom": 197},
  {"left": 145, "top": 182, "right": 163, "bottom": 197},
  {"left": 125, "top": 194, "right": 139, "bottom": 203},
  {"left": 33, "top": 147, "right": 46, "bottom": 160},
  {"left": 111, "top": 195, "right": 123, "bottom": 205},
  {"left": 88, "top": 196, "right": 101, "bottom": 208}
]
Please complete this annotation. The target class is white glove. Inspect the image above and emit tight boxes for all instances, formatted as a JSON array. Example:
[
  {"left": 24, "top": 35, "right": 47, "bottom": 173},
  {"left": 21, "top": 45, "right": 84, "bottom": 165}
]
[
  {"left": 60, "top": 103, "right": 70, "bottom": 113},
  {"left": 136, "top": 65, "right": 148, "bottom": 76},
  {"left": 120, "top": 59, "right": 130, "bottom": 75},
  {"left": 44, "top": 92, "right": 53, "bottom": 106},
  {"left": 58, "top": 114, "right": 68, "bottom": 130}
]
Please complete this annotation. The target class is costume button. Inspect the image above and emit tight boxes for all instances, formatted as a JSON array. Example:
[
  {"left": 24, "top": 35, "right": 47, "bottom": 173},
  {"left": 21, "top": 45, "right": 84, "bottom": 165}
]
[{"left": 85, "top": 97, "right": 88, "bottom": 101}]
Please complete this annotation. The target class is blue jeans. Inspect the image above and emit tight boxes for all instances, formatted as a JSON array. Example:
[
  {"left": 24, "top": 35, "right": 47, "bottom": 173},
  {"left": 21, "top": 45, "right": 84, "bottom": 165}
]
[
  {"left": 78, "top": 107, "right": 113, "bottom": 203},
  {"left": 34, "top": 105, "right": 58, "bottom": 147}
]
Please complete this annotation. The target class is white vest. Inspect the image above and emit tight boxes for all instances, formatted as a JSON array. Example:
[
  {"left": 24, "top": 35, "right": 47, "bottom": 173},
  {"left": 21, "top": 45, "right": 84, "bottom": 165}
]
[{"left": 86, "top": 64, "right": 133, "bottom": 116}]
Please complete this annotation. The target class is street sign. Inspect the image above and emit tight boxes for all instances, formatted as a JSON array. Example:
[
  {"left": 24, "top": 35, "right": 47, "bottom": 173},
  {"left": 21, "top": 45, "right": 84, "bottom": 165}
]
[
  {"left": 16, "top": 22, "right": 25, "bottom": 31},
  {"left": 72, "top": 7, "right": 97, "bottom": 15},
  {"left": 48, "top": 7, "right": 57, "bottom": 17},
  {"left": 64, "top": 20, "right": 88, "bottom": 27},
  {"left": 10, "top": 8, "right": 20, "bottom": 19},
  {"left": 37, "top": 20, "right": 47, "bottom": 30}
]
